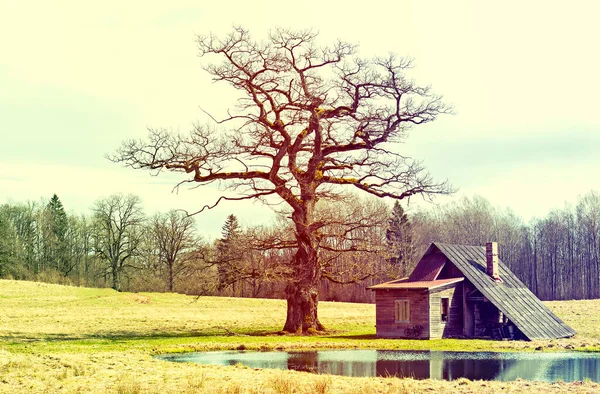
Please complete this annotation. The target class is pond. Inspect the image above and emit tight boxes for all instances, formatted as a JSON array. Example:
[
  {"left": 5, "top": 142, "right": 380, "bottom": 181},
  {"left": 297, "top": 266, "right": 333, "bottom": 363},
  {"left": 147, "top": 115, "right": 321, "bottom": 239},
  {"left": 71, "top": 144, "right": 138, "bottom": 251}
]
[{"left": 156, "top": 349, "right": 600, "bottom": 382}]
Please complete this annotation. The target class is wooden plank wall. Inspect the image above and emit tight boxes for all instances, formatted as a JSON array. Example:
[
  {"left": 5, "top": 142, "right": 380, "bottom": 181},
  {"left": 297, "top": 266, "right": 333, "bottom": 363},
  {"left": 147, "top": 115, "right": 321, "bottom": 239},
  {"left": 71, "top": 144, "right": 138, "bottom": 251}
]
[
  {"left": 375, "top": 289, "right": 430, "bottom": 338},
  {"left": 429, "top": 283, "right": 463, "bottom": 339}
]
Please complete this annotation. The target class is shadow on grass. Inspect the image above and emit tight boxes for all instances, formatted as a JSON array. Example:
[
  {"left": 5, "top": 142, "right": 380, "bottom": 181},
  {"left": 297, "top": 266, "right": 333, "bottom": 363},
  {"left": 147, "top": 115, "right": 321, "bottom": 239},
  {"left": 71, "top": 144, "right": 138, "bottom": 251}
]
[
  {"left": 0, "top": 328, "right": 284, "bottom": 343},
  {"left": 322, "top": 333, "right": 378, "bottom": 340}
]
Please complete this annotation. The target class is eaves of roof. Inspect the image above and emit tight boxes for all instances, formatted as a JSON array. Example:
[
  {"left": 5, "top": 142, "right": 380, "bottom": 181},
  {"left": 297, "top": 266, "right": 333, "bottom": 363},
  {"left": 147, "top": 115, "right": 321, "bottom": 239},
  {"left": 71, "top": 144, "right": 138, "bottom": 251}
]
[{"left": 368, "top": 277, "right": 463, "bottom": 290}]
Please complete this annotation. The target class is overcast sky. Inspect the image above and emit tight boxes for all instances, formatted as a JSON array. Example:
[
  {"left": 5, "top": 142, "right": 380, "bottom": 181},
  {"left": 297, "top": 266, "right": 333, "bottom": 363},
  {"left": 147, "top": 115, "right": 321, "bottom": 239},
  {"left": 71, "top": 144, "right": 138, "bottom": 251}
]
[{"left": 1, "top": 1, "right": 599, "bottom": 239}]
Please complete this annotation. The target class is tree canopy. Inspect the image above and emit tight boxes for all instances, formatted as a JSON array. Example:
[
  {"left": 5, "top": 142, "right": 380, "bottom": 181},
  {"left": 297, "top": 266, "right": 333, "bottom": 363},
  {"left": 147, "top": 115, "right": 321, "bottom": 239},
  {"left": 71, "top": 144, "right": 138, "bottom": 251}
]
[{"left": 114, "top": 27, "right": 452, "bottom": 333}]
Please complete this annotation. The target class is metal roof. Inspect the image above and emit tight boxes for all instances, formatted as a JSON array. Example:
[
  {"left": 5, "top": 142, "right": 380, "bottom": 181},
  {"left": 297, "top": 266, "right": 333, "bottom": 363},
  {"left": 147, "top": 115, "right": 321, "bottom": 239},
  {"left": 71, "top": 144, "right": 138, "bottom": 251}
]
[
  {"left": 431, "top": 242, "right": 576, "bottom": 340},
  {"left": 369, "top": 277, "right": 464, "bottom": 290}
]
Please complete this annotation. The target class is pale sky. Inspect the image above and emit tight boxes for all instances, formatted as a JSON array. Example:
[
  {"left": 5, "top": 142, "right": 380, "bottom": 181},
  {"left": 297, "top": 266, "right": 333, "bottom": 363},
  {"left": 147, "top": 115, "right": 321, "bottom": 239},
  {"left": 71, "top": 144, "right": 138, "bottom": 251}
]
[{"left": 1, "top": 1, "right": 599, "bottom": 239}]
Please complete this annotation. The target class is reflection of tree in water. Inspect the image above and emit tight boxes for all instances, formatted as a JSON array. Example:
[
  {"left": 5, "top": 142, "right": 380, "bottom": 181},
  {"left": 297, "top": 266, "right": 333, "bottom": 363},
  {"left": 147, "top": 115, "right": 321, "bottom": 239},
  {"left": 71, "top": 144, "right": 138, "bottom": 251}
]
[
  {"left": 288, "top": 352, "right": 318, "bottom": 373},
  {"left": 287, "top": 351, "right": 378, "bottom": 377},
  {"left": 539, "top": 357, "right": 600, "bottom": 383}
]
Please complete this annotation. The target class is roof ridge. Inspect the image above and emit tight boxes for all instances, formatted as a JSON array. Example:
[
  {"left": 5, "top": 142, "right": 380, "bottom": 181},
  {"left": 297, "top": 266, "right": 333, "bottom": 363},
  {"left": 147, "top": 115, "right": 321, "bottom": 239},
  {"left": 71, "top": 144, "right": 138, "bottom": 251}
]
[{"left": 434, "top": 241, "right": 486, "bottom": 248}]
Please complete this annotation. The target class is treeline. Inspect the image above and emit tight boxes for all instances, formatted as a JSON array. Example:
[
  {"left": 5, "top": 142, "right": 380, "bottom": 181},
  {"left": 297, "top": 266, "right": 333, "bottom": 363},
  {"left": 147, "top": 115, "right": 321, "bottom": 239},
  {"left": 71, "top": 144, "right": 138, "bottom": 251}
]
[
  {"left": 0, "top": 194, "right": 207, "bottom": 293},
  {"left": 0, "top": 193, "right": 399, "bottom": 301},
  {"left": 1, "top": 191, "right": 600, "bottom": 302}
]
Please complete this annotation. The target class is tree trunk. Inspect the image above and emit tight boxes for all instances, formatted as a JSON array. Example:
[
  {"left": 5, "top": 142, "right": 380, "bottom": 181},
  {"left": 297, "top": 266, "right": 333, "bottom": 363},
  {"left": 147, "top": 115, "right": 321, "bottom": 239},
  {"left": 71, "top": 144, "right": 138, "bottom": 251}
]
[
  {"left": 283, "top": 205, "right": 324, "bottom": 334},
  {"left": 168, "top": 261, "right": 174, "bottom": 292},
  {"left": 112, "top": 262, "right": 121, "bottom": 291},
  {"left": 283, "top": 280, "right": 324, "bottom": 333}
]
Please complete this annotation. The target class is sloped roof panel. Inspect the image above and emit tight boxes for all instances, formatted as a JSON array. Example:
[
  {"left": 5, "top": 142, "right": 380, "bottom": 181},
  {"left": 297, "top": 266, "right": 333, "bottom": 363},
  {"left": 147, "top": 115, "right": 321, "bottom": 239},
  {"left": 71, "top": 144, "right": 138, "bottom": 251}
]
[{"left": 408, "top": 251, "right": 446, "bottom": 281}]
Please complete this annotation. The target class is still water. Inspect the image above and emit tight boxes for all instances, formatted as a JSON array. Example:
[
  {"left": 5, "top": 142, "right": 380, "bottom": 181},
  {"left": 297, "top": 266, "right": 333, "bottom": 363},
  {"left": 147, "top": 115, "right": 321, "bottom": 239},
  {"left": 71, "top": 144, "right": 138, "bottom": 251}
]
[{"left": 156, "top": 349, "right": 600, "bottom": 382}]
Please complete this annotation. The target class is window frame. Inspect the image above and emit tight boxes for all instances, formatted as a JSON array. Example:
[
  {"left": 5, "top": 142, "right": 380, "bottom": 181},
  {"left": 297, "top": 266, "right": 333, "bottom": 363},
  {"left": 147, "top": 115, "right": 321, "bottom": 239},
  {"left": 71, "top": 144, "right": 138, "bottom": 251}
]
[
  {"left": 394, "top": 299, "right": 410, "bottom": 323},
  {"left": 440, "top": 297, "right": 449, "bottom": 323}
]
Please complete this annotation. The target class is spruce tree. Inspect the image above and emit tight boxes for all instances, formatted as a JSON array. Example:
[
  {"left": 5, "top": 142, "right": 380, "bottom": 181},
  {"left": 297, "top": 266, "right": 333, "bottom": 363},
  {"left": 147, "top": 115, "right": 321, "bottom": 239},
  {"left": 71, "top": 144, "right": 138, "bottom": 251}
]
[
  {"left": 43, "top": 194, "right": 69, "bottom": 274},
  {"left": 216, "top": 214, "right": 242, "bottom": 292},
  {"left": 386, "top": 201, "right": 413, "bottom": 275}
]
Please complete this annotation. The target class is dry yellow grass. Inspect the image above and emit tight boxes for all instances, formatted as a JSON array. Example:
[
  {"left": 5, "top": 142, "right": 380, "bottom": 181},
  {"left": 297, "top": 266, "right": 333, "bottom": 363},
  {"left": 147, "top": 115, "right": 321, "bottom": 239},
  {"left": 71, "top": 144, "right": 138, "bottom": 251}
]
[
  {"left": 546, "top": 299, "right": 600, "bottom": 340},
  {"left": 1, "top": 279, "right": 599, "bottom": 393},
  {"left": 0, "top": 280, "right": 371, "bottom": 341}
]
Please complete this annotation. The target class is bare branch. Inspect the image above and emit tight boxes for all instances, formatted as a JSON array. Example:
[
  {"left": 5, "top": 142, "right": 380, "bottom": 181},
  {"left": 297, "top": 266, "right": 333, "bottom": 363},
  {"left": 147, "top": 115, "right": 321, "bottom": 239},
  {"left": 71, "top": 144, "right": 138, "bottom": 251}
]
[{"left": 184, "top": 191, "right": 277, "bottom": 216}]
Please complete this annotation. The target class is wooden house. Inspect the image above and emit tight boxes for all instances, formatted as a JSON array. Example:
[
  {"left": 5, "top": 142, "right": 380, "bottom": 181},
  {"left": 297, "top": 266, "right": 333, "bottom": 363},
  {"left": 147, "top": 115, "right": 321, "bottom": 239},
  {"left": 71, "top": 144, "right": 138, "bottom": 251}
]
[{"left": 369, "top": 242, "right": 576, "bottom": 340}]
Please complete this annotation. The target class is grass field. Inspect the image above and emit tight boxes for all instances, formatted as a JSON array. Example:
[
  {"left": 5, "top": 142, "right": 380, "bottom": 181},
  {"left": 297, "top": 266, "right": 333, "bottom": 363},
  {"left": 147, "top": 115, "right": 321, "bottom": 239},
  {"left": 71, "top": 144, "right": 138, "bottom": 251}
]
[{"left": 1, "top": 280, "right": 599, "bottom": 393}]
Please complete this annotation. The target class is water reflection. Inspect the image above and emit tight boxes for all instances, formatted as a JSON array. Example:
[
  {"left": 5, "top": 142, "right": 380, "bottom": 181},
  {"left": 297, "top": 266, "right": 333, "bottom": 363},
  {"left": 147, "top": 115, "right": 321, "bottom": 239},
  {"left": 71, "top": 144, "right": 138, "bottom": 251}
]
[{"left": 156, "top": 350, "right": 600, "bottom": 382}]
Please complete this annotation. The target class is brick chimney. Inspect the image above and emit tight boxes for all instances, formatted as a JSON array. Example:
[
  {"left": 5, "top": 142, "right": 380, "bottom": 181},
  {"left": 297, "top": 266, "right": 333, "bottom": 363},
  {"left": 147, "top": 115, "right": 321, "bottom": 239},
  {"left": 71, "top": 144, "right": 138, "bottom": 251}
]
[{"left": 486, "top": 242, "right": 500, "bottom": 281}]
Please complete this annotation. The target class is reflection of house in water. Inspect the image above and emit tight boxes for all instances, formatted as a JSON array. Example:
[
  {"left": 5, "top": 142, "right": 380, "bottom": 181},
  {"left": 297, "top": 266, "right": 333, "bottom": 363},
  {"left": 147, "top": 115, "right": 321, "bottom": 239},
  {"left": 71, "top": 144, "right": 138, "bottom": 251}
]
[
  {"left": 371, "top": 351, "right": 513, "bottom": 380},
  {"left": 426, "top": 352, "right": 515, "bottom": 381},
  {"left": 369, "top": 242, "right": 576, "bottom": 340},
  {"left": 375, "top": 351, "right": 430, "bottom": 379}
]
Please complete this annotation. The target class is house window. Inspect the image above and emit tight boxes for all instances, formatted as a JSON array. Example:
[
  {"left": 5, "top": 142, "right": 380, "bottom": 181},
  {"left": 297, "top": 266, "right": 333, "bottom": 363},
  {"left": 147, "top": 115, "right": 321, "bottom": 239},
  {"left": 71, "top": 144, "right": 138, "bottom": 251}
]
[
  {"left": 441, "top": 297, "right": 449, "bottom": 323},
  {"left": 395, "top": 300, "right": 410, "bottom": 323}
]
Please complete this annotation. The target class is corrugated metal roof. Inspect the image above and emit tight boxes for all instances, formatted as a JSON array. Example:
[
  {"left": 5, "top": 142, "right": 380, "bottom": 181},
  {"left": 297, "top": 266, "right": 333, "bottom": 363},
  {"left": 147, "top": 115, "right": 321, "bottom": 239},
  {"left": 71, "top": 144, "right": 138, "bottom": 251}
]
[
  {"left": 432, "top": 242, "right": 576, "bottom": 340},
  {"left": 369, "top": 277, "right": 463, "bottom": 290}
]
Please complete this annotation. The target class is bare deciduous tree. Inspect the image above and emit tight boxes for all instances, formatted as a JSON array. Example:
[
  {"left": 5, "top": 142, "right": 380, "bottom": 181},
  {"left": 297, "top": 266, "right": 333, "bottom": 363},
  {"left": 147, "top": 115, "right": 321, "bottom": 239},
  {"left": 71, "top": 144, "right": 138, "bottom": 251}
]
[
  {"left": 92, "top": 194, "right": 144, "bottom": 291},
  {"left": 113, "top": 27, "right": 452, "bottom": 333},
  {"left": 151, "top": 210, "right": 199, "bottom": 292}
]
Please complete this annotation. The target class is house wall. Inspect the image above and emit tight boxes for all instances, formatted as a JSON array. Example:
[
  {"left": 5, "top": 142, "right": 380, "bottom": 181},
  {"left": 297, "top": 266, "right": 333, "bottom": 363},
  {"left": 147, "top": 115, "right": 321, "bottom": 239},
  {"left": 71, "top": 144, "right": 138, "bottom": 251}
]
[
  {"left": 463, "top": 281, "right": 476, "bottom": 337},
  {"left": 375, "top": 289, "right": 430, "bottom": 339},
  {"left": 429, "top": 283, "right": 463, "bottom": 338}
]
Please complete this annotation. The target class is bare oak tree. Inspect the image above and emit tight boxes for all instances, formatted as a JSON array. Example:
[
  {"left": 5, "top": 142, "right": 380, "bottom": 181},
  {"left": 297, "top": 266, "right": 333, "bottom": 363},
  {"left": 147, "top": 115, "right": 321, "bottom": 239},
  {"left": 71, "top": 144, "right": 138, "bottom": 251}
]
[{"left": 114, "top": 27, "right": 452, "bottom": 333}]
